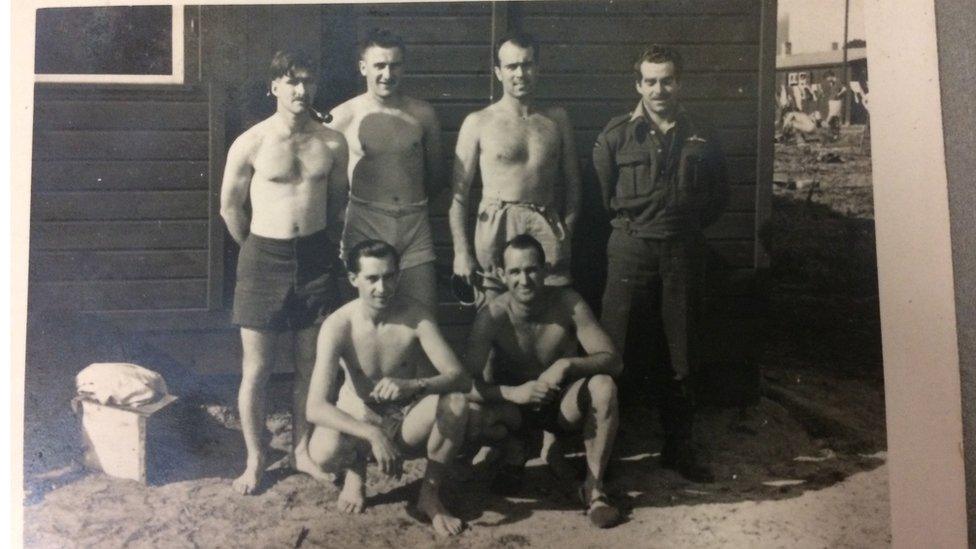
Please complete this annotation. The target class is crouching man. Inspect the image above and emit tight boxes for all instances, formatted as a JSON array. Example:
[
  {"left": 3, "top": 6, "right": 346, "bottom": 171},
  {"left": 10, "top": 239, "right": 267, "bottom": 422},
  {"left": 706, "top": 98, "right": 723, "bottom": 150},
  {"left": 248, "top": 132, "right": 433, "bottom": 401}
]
[
  {"left": 304, "top": 239, "right": 471, "bottom": 537},
  {"left": 465, "top": 235, "right": 624, "bottom": 528}
]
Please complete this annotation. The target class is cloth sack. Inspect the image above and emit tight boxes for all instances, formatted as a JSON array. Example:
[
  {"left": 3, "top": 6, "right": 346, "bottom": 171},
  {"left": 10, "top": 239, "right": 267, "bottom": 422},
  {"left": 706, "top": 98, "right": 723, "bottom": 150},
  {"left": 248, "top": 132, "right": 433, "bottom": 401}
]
[{"left": 76, "top": 362, "right": 169, "bottom": 407}]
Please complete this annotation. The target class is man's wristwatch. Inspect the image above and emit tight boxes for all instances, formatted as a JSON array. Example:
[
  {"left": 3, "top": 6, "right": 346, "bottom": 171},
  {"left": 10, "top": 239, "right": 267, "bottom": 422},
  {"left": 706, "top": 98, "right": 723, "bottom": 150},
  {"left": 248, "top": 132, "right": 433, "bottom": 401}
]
[{"left": 415, "top": 378, "right": 429, "bottom": 394}]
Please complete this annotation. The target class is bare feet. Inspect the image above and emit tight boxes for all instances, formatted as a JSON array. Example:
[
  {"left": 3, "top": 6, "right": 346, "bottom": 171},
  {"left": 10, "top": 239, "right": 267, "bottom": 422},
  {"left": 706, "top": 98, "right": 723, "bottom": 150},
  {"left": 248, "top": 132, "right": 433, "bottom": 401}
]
[
  {"left": 337, "top": 467, "right": 366, "bottom": 514},
  {"left": 417, "top": 482, "right": 464, "bottom": 537},
  {"left": 541, "top": 433, "right": 578, "bottom": 481},
  {"left": 233, "top": 457, "right": 264, "bottom": 495}
]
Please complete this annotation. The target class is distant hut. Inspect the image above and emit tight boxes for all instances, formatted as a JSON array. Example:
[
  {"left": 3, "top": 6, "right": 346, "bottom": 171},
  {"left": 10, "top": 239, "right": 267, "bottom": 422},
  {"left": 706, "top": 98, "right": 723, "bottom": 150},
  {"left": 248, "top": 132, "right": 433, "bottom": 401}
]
[{"left": 775, "top": 46, "right": 868, "bottom": 124}]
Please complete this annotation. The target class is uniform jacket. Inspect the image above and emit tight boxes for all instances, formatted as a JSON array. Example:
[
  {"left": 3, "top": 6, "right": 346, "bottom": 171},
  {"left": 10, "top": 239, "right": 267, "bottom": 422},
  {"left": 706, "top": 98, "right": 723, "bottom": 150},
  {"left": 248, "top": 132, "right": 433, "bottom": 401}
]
[{"left": 592, "top": 102, "right": 729, "bottom": 239}]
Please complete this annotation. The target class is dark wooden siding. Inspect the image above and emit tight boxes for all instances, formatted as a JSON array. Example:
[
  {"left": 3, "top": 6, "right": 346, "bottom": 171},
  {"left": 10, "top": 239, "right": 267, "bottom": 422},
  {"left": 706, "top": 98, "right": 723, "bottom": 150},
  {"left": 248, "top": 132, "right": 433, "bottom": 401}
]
[
  {"left": 29, "top": 87, "right": 211, "bottom": 313},
  {"left": 26, "top": 2, "right": 773, "bottom": 372},
  {"left": 516, "top": 0, "right": 762, "bottom": 287}
]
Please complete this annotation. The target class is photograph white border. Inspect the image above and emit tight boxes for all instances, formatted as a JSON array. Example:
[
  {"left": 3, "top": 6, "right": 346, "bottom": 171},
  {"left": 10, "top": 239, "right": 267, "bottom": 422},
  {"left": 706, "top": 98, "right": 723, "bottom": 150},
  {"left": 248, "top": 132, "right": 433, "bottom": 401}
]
[{"left": 10, "top": 0, "right": 974, "bottom": 546}]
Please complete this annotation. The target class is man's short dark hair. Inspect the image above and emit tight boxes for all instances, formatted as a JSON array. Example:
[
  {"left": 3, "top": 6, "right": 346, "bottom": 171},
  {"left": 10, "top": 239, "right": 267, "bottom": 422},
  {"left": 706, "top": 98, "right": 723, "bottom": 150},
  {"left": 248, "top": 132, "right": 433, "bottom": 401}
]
[
  {"left": 633, "top": 45, "right": 684, "bottom": 82},
  {"left": 346, "top": 239, "right": 401, "bottom": 274},
  {"left": 269, "top": 49, "right": 316, "bottom": 82},
  {"left": 358, "top": 28, "right": 406, "bottom": 59},
  {"left": 493, "top": 30, "right": 539, "bottom": 67},
  {"left": 497, "top": 234, "right": 547, "bottom": 269}
]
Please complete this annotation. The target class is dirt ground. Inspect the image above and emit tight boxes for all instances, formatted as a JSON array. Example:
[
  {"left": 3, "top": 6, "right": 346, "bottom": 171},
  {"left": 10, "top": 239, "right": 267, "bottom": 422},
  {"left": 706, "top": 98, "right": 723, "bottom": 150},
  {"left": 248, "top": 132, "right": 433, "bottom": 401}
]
[{"left": 21, "top": 127, "right": 888, "bottom": 547}]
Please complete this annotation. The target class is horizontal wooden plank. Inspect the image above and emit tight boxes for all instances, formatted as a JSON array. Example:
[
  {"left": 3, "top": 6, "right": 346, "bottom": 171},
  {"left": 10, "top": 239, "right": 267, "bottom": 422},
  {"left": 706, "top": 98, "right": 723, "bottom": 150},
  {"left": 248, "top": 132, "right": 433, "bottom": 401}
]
[
  {"left": 573, "top": 127, "right": 758, "bottom": 157},
  {"left": 519, "top": 0, "right": 759, "bottom": 16},
  {"left": 358, "top": 16, "right": 490, "bottom": 43},
  {"left": 33, "top": 131, "right": 210, "bottom": 161},
  {"left": 31, "top": 250, "right": 209, "bottom": 281},
  {"left": 408, "top": 45, "right": 492, "bottom": 74},
  {"left": 30, "top": 279, "right": 208, "bottom": 311},
  {"left": 34, "top": 100, "right": 210, "bottom": 131},
  {"left": 31, "top": 191, "right": 209, "bottom": 221},
  {"left": 31, "top": 161, "right": 209, "bottom": 191},
  {"left": 521, "top": 16, "right": 760, "bottom": 44},
  {"left": 34, "top": 85, "right": 207, "bottom": 103},
  {"left": 535, "top": 73, "right": 758, "bottom": 101},
  {"left": 357, "top": 2, "right": 492, "bottom": 16},
  {"left": 31, "top": 221, "right": 209, "bottom": 250},
  {"left": 401, "top": 75, "right": 492, "bottom": 101},
  {"left": 539, "top": 44, "right": 759, "bottom": 74}
]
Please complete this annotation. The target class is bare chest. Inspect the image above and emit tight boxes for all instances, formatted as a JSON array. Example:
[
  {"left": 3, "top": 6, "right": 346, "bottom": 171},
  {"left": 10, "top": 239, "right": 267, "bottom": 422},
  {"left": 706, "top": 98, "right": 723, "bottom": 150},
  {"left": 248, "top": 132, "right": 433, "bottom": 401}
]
[
  {"left": 481, "top": 117, "right": 560, "bottom": 166},
  {"left": 347, "top": 322, "right": 418, "bottom": 380},
  {"left": 354, "top": 111, "right": 424, "bottom": 157},
  {"left": 253, "top": 135, "right": 335, "bottom": 183},
  {"left": 496, "top": 319, "right": 574, "bottom": 368}
]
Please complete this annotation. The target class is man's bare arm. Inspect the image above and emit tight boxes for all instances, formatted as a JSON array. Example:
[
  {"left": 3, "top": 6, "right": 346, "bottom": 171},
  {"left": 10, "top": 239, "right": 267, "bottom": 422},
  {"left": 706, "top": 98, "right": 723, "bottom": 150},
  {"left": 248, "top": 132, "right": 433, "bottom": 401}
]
[
  {"left": 325, "top": 133, "right": 350, "bottom": 245},
  {"left": 554, "top": 108, "right": 582, "bottom": 235},
  {"left": 305, "top": 314, "right": 385, "bottom": 442},
  {"left": 538, "top": 291, "right": 622, "bottom": 387},
  {"left": 418, "top": 102, "right": 446, "bottom": 200},
  {"left": 219, "top": 132, "right": 256, "bottom": 245},
  {"left": 412, "top": 312, "right": 472, "bottom": 395},
  {"left": 449, "top": 111, "right": 482, "bottom": 282},
  {"left": 464, "top": 308, "right": 501, "bottom": 403}
]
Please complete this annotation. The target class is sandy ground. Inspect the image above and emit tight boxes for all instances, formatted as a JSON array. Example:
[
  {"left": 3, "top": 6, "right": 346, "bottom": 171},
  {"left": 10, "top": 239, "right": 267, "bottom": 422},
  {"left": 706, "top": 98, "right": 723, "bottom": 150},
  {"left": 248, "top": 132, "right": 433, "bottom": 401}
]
[
  {"left": 23, "top": 397, "right": 890, "bottom": 548},
  {"left": 22, "top": 129, "right": 888, "bottom": 547}
]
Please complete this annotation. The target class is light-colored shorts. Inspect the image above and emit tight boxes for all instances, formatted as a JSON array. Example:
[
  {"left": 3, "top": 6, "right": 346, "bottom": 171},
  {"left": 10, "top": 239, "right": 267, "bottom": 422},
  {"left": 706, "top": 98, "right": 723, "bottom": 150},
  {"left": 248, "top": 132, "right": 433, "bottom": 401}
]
[
  {"left": 342, "top": 195, "right": 436, "bottom": 271},
  {"left": 474, "top": 197, "right": 572, "bottom": 290}
]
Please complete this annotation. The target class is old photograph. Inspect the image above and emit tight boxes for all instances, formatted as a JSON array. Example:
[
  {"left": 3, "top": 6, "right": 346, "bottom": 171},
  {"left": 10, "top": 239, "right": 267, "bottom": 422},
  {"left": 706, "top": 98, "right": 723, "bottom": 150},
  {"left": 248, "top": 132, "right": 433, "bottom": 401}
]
[{"left": 15, "top": 0, "right": 907, "bottom": 546}]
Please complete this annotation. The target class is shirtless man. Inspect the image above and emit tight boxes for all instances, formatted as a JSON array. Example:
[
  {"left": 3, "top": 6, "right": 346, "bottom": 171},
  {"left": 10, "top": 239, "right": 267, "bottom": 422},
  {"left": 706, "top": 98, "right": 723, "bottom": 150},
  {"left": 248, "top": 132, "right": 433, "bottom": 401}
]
[
  {"left": 328, "top": 29, "right": 445, "bottom": 309},
  {"left": 220, "top": 50, "right": 349, "bottom": 495},
  {"left": 450, "top": 30, "right": 581, "bottom": 301},
  {"left": 304, "top": 240, "right": 470, "bottom": 537},
  {"left": 465, "top": 235, "right": 623, "bottom": 528}
]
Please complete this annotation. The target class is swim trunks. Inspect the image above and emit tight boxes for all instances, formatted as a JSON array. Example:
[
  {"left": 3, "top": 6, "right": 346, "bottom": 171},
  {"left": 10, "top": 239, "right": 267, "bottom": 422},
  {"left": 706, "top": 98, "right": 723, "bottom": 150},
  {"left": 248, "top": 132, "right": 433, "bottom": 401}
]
[
  {"left": 335, "top": 380, "right": 422, "bottom": 443},
  {"left": 342, "top": 195, "right": 436, "bottom": 271},
  {"left": 473, "top": 197, "right": 572, "bottom": 291},
  {"left": 492, "top": 365, "right": 593, "bottom": 435},
  {"left": 232, "top": 228, "right": 339, "bottom": 331}
]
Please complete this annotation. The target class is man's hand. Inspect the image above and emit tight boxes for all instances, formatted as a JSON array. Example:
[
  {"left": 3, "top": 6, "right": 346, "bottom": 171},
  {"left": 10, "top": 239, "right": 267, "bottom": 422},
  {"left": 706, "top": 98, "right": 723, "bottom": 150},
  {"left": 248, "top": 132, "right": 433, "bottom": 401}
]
[
  {"left": 367, "top": 427, "right": 403, "bottom": 478},
  {"left": 510, "top": 380, "right": 557, "bottom": 406},
  {"left": 538, "top": 358, "right": 572, "bottom": 389},
  {"left": 369, "top": 377, "right": 419, "bottom": 403},
  {"left": 453, "top": 251, "right": 480, "bottom": 285}
]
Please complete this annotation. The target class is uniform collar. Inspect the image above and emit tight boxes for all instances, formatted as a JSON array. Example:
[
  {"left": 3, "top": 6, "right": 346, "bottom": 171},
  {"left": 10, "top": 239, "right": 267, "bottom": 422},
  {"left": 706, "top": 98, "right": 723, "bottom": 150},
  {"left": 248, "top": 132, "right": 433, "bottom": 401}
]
[{"left": 629, "top": 101, "right": 687, "bottom": 126}]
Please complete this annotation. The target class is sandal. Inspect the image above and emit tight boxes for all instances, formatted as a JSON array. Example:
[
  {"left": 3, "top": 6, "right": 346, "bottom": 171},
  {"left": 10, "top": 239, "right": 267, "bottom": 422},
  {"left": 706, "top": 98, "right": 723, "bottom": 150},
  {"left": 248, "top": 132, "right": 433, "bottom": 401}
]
[{"left": 578, "top": 486, "right": 621, "bottom": 529}]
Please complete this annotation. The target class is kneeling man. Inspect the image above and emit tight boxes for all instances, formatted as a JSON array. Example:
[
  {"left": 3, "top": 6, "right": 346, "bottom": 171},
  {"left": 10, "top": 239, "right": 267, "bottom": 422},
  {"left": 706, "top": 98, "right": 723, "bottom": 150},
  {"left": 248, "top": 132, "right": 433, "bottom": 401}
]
[
  {"left": 465, "top": 235, "right": 623, "bottom": 528},
  {"left": 304, "top": 240, "right": 471, "bottom": 536}
]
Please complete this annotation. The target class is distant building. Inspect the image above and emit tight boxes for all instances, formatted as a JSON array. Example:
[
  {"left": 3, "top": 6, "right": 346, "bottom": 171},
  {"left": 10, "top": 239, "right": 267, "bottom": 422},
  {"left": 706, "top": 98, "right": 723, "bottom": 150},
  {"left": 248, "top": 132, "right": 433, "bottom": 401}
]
[{"left": 775, "top": 47, "right": 868, "bottom": 124}]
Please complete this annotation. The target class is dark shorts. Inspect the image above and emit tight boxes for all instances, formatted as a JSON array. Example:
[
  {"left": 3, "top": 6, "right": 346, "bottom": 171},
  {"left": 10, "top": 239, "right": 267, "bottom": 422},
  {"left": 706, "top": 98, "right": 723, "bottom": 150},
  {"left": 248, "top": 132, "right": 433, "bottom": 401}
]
[
  {"left": 493, "top": 367, "right": 593, "bottom": 435},
  {"left": 232, "top": 229, "right": 340, "bottom": 332}
]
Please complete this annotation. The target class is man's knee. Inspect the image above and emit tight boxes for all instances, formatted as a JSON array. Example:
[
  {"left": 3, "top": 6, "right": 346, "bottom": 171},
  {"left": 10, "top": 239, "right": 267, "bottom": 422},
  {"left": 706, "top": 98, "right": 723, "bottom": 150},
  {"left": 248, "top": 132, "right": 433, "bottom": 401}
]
[
  {"left": 587, "top": 375, "right": 618, "bottom": 416},
  {"left": 308, "top": 427, "right": 357, "bottom": 472},
  {"left": 438, "top": 392, "right": 469, "bottom": 421}
]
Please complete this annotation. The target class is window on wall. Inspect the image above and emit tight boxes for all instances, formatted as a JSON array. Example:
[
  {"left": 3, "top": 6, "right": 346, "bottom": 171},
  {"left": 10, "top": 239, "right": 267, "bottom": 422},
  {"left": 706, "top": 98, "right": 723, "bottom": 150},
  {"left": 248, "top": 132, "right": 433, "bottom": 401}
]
[{"left": 35, "top": 5, "right": 184, "bottom": 84}]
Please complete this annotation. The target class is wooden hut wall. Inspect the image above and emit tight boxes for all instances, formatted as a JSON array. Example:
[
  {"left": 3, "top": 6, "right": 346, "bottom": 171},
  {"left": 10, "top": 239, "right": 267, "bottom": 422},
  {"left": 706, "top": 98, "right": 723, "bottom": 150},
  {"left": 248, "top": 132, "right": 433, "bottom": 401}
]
[{"left": 27, "top": 2, "right": 775, "bottom": 372}]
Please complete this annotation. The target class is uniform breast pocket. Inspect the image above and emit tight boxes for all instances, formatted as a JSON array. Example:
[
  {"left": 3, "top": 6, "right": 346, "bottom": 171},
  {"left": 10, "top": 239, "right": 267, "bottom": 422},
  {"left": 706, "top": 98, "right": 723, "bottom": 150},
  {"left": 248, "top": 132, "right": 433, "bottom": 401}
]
[
  {"left": 614, "top": 150, "right": 654, "bottom": 198},
  {"left": 678, "top": 141, "right": 708, "bottom": 206}
]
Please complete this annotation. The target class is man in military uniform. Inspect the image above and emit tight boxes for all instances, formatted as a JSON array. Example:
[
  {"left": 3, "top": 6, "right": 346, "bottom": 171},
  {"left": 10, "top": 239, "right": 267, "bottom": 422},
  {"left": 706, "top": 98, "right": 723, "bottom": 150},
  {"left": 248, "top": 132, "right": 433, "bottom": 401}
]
[{"left": 592, "top": 45, "right": 729, "bottom": 483}]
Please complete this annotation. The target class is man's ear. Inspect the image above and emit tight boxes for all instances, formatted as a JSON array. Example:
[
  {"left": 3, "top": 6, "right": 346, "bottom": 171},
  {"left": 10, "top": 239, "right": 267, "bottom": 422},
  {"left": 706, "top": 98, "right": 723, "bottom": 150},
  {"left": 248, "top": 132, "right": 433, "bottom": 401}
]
[
  {"left": 348, "top": 271, "right": 357, "bottom": 286},
  {"left": 493, "top": 65, "right": 503, "bottom": 83},
  {"left": 359, "top": 59, "right": 367, "bottom": 77}
]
